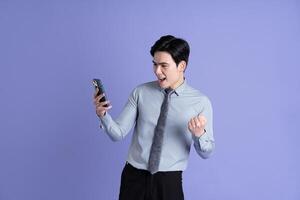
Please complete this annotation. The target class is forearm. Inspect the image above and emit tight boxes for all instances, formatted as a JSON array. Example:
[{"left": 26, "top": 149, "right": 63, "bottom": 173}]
[
  {"left": 99, "top": 113, "right": 132, "bottom": 141},
  {"left": 99, "top": 88, "right": 138, "bottom": 141},
  {"left": 193, "top": 96, "right": 215, "bottom": 159}
]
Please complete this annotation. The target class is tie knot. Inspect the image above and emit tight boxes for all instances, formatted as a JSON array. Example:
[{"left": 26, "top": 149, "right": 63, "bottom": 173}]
[{"left": 164, "top": 88, "right": 175, "bottom": 97}]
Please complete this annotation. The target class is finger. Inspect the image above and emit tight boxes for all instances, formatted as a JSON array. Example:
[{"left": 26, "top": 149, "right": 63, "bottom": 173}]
[
  {"left": 188, "top": 121, "right": 193, "bottom": 130},
  {"left": 198, "top": 115, "right": 206, "bottom": 121},
  {"left": 98, "top": 100, "right": 110, "bottom": 107},
  {"left": 96, "top": 105, "right": 112, "bottom": 112},
  {"left": 94, "top": 94, "right": 105, "bottom": 104},
  {"left": 94, "top": 94, "right": 103, "bottom": 104},
  {"left": 93, "top": 98, "right": 98, "bottom": 105},
  {"left": 97, "top": 93, "right": 105, "bottom": 100},
  {"left": 192, "top": 117, "right": 199, "bottom": 128},
  {"left": 190, "top": 118, "right": 196, "bottom": 129},
  {"left": 94, "top": 92, "right": 105, "bottom": 100},
  {"left": 104, "top": 105, "right": 112, "bottom": 110},
  {"left": 93, "top": 88, "right": 100, "bottom": 97},
  {"left": 201, "top": 118, "right": 207, "bottom": 126},
  {"left": 196, "top": 117, "right": 203, "bottom": 127},
  {"left": 199, "top": 116, "right": 207, "bottom": 126},
  {"left": 197, "top": 115, "right": 207, "bottom": 125},
  {"left": 95, "top": 100, "right": 109, "bottom": 108}
]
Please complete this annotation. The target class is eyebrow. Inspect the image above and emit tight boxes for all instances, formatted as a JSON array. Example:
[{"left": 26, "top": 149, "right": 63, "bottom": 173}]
[{"left": 152, "top": 60, "right": 169, "bottom": 65}]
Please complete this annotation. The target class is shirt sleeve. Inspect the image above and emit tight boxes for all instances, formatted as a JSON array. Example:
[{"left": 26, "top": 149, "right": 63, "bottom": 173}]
[
  {"left": 192, "top": 96, "right": 215, "bottom": 159},
  {"left": 98, "top": 88, "right": 138, "bottom": 141}
]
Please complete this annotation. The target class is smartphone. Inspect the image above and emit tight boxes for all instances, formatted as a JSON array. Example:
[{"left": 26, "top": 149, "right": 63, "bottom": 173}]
[{"left": 92, "top": 79, "right": 108, "bottom": 107}]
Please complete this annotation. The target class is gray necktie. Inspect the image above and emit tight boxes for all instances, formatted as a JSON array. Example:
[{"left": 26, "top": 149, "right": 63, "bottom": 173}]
[{"left": 148, "top": 88, "right": 175, "bottom": 174}]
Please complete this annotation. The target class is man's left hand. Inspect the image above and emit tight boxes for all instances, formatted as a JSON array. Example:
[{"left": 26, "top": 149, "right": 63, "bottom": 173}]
[{"left": 188, "top": 115, "right": 207, "bottom": 137}]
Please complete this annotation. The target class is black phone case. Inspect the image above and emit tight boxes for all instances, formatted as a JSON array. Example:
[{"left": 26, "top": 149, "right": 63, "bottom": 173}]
[{"left": 93, "top": 79, "right": 108, "bottom": 107}]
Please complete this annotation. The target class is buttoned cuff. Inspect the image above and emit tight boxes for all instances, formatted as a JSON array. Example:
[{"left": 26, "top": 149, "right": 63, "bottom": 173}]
[
  {"left": 192, "top": 129, "right": 209, "bottom": 143},
  {"left": 98, "top": 112, "right": 110, "bottom": 129}
]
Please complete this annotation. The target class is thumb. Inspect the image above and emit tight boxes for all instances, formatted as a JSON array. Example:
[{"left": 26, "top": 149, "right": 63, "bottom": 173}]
[
  {"left": 94, "top": 87, "right": 100, "bottom": 97},
  {"left": 198, "top": 114, "right": 207, "bottom": 123}
]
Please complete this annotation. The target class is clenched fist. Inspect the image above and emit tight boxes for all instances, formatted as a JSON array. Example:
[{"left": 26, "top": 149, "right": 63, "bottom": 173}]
[{"left": 188, "top": 115, "right": 207, "bottom": 137}]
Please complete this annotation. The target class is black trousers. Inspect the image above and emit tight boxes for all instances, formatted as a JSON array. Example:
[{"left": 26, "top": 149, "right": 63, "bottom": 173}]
[{"left": 119, "top": 162, "right": 184, "bottom": 200}]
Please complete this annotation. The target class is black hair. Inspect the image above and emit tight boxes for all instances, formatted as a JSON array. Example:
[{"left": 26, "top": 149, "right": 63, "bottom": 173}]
[{"left": 150, "top": 35, "right": 190, "bottom": 67}]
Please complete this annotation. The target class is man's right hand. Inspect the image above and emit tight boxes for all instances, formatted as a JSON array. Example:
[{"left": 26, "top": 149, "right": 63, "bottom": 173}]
[{"left": 93, "top": 88, "right": 112, "bottom": 117}]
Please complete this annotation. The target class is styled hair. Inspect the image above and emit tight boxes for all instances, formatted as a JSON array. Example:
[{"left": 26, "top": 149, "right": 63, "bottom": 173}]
[{"left": 150, "top": 35, "right": 190, "bottom": 67}]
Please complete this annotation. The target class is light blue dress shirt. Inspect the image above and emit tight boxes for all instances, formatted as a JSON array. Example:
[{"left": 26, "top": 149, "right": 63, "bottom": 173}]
[{"left": 99, "top": 80, "right": 215, "bottom": 172}]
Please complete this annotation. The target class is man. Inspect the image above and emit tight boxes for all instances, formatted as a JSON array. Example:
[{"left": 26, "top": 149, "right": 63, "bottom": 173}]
[{"left": 93, "top": 35, "right": 215, "bottom": 200}]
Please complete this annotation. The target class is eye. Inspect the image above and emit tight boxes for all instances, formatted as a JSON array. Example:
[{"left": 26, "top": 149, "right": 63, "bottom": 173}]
[{"left": 162, "top": 64, "right": 168, "bottom": 68}]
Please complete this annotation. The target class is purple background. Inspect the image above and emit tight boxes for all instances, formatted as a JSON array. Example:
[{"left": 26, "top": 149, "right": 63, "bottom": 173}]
[{"left": 1, "top": 1, "right": 300, "bottom": 199}]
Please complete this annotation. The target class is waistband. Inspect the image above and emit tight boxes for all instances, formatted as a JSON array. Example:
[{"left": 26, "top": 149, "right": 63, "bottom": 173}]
[{"left": 125, "top": 161, "right": 182, "bottom": 175}]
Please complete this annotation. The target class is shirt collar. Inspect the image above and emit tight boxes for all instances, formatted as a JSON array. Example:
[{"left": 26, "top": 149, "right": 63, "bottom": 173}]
[{"left": 159, "top": 78, "right": 187, "bottom": 96}]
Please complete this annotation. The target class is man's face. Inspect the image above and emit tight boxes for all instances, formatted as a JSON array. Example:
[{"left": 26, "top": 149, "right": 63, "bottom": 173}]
[{"left": 153, "top": 51, "right": 185, "bottom": 89}]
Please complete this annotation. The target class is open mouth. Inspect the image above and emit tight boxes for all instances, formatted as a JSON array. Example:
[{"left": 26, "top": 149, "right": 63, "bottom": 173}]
[{"left": 159, "top": 77, "right": 166, "bottom": 82}]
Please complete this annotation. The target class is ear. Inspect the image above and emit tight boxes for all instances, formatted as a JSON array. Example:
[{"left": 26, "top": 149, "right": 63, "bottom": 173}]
[{"left": 178, "top": 61, "right": 187, "bottom": 72}]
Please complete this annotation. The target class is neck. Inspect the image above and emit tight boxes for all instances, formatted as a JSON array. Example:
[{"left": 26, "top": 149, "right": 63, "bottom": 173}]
[{"left": 170, "top": 76, "right": 185, "bottom": 89}]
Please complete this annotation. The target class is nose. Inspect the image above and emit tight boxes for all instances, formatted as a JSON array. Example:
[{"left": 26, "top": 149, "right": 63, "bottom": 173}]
[{"left": 154, "top": 65, "right": 161, "bottom": 75}]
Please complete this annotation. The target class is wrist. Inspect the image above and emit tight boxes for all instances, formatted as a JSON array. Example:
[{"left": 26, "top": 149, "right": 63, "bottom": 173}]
[
  {"left": 98, "top": 111, "right": 106, "bottom": 118},
  {"left": 194, "top": 129, "right": 206, "bottom": 137}
]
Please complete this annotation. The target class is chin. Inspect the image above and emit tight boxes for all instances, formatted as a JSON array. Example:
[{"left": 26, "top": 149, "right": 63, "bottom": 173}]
[{"left": 158, "top": 83, "right": 169, "bottom": 88}]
